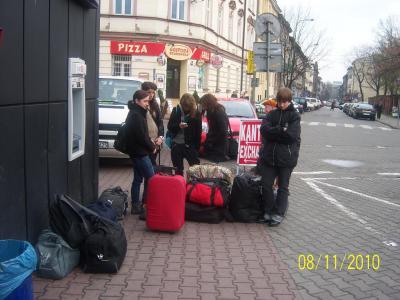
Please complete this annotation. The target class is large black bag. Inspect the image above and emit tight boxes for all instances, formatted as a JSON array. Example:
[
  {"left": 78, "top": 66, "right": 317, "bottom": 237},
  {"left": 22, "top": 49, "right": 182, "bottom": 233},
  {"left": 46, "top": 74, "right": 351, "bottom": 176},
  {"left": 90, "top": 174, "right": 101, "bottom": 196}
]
[
  {"left": 185, "top": 202, "right": 226, "bottom": 224},
  {"left": 49, "top": 195, "right": 94, "bottom": 249},
  {"left": 229, "top": 173, "right": 264, "bottom": 223},
  {"left": 113, "top": 122, "right": 129, "bottom": 154},
  {"left": 87, "top": 199, "right": 118, "bottom": 223},
  {"left": 98, "top": 186, "right": 128, "bottom": 220},
  {"left": 81, "top": 216, "right": 127, "bottom": 273}
]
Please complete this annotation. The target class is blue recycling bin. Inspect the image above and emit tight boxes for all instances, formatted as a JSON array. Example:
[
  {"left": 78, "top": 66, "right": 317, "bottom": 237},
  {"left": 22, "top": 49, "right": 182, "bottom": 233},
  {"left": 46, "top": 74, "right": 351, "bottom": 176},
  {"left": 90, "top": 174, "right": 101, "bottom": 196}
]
[{"left": 0, "top": 240, "right": 37, "bottom": 300}]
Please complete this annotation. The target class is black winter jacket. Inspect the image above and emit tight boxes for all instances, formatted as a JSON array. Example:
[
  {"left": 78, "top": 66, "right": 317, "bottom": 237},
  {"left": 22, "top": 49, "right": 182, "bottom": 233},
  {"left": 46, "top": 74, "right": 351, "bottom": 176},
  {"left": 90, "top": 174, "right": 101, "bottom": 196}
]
[
  {"left": 167, "top": 107, "right": 202, "bottom": 150},
  {"left": 203, "top": 107, "right": 229, "bottom": 159},
  {"left": 259, "top": 103, "right": 301, "bottom": 168},
  {"left": 125, "top": 101, "right": 155, "bottom": 157}
]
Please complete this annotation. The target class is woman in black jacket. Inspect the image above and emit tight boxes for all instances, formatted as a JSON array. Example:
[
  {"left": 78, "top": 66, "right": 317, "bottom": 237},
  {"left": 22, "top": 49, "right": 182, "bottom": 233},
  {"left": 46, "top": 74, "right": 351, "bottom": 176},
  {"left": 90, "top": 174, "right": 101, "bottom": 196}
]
[
  {"left": 257, "top": 87, "right": 301, "bottom": 226},
  {"left": 167, "top": 93, "right": 202, "bottom": 175},
  {"left": 200, "top": 93, "right": 229, "bottom": 162},
  {"left": 125, "top": 90, "right": 162, "bottom": 215}
]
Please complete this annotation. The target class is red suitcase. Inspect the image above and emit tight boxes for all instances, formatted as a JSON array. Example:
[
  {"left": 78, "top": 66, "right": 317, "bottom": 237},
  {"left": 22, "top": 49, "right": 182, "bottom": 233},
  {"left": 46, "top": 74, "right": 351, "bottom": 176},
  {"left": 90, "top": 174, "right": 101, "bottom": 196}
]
[{"left": 146, "top": 174, "right": 186, "bottom": 232}]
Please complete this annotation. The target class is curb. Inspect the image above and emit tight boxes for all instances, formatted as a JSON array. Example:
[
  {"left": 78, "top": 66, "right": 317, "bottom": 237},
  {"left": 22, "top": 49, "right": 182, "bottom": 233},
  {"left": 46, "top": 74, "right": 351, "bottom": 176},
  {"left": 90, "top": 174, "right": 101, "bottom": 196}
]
[{"left": 376, "top": 119, "right": 400, "bottom": 129}]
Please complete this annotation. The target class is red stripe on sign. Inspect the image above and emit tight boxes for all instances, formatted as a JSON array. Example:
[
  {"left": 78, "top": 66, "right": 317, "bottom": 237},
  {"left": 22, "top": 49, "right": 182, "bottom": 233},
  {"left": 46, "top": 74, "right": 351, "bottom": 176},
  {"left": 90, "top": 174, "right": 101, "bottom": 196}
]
[{"left": 110, "top": 41, "right": 165, "bottom": 56}]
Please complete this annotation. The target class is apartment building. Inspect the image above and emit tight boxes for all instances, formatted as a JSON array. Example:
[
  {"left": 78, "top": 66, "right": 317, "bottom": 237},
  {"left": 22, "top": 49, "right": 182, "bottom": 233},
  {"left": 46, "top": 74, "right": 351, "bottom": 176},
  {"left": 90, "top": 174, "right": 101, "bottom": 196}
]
[{"left": 99, "top": 0, "right": 257, "bottom": 100}]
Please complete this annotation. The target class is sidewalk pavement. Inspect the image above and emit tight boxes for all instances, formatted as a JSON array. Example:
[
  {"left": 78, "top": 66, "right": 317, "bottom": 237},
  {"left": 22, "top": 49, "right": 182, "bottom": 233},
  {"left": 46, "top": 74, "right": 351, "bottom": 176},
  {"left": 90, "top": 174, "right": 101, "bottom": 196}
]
[
  {"left": 376, "top": 113, "right": 400, "bottom": 129},
  {"left": 32, "top": 149, "right": 302, "bottom": 300}
]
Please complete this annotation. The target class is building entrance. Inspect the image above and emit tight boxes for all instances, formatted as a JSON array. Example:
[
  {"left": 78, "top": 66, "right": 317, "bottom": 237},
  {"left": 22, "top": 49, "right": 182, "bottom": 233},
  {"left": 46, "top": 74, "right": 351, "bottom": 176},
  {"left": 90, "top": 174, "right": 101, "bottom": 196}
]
[{"left": 166, "top": 59, "right": 181, "bottom": 99}]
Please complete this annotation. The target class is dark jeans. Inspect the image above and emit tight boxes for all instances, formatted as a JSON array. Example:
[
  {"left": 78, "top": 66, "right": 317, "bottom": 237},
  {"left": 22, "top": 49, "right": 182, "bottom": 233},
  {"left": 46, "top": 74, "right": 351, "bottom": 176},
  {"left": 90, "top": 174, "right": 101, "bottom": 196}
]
[
  {"left": 257, "top": 164, "right": 294, "bottom": 216},
  {"left": 131, "top": 155, "right": 155, "bottom": 206},
  {"left": 377, "top": 111, "right": 382, "bottom": 119},
  {"left": 171, "top": 143, "right": 200, "bottom": 175}
]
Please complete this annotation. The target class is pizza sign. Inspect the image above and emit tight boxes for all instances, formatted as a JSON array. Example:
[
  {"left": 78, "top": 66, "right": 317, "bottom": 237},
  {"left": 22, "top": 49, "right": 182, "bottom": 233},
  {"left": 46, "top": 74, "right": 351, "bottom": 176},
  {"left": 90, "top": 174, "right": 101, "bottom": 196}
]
[{"left": 237, "top": 119, "right": 262, "bottom": 166}]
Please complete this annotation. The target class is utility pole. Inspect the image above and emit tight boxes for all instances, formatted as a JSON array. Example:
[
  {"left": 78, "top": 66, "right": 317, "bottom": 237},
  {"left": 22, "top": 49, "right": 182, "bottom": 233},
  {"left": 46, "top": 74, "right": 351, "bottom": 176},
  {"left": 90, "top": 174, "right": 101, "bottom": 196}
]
[{"left": 239, "top": 0, "right": 247, "bottom": 93}]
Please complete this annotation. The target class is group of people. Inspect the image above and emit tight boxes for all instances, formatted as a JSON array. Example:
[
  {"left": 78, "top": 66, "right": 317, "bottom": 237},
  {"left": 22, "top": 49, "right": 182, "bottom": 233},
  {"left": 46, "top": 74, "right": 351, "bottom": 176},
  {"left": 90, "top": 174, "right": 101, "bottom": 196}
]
[
  {"left": 123, "top": 82, "right": 301, "bottom": 227},
  {"left": 124, "top": 82, "right": 231, "bottom": 217}
]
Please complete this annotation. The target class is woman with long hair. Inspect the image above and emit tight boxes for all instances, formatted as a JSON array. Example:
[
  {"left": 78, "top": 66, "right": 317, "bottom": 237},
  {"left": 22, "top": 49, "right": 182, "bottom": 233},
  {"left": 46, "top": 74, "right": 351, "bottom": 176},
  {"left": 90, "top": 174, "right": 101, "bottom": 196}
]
[
  {"left": 200, "top": 93, "right": 229, "bottom": 162},
  {"left": 167, "top": 93, "right": 202, "bottom": 175}
]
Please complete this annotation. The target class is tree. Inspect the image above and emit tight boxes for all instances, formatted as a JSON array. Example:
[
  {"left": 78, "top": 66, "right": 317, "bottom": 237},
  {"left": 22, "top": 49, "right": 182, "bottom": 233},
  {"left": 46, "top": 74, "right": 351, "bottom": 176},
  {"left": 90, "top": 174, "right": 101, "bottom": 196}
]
[{"left": 280, "top": 7, "right": 329, "bottom": 90}]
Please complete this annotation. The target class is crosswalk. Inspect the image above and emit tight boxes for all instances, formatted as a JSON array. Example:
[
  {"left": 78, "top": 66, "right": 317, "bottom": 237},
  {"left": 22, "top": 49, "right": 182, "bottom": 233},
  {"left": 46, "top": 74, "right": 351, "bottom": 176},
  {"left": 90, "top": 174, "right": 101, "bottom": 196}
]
[{"left": 300, "top": 121, "right": 392, "bottom": 131}]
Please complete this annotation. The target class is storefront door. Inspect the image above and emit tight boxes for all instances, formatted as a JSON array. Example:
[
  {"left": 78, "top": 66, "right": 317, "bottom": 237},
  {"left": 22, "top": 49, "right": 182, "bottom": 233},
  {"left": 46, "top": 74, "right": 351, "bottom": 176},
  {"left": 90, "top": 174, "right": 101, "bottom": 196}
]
[{"left": 166, "top": 59, "right": 181, "bottom": 99}]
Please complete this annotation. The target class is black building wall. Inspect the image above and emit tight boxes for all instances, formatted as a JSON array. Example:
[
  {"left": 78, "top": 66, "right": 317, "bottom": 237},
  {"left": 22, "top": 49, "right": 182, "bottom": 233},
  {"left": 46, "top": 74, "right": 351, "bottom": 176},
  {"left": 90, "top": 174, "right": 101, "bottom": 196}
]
[{"left": 0, "top": 0, "right": 99, "bottom": 242}]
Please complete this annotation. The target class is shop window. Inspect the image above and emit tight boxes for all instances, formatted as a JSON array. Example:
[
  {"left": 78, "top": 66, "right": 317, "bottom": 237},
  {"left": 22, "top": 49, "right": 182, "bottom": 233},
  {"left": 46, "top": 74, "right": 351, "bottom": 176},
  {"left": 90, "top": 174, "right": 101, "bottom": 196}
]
[
  {"left": 171, "top": 0, "right": 186, "bottom": 21},
  {"left": 112, "top": 55, "right": 132, "bottom": 77},
  {"left": 114, "top": 0, "right": 132, "bottom": 15}
]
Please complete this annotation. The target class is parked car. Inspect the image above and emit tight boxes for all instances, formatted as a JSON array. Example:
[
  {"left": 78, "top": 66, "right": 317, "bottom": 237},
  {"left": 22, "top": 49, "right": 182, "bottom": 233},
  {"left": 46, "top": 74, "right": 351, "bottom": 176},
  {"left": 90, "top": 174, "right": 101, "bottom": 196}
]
[
  {"left": 305, "top": 97, "right": 318, "bottom": 110},
  {"left": 201, "top": 98, "right": 258, "bottom": 147},
  {"left": 343, "top": 103, "right": 351, "bottom": 114},
  {"left": 348, "top": 102, "right": 361, "bottom": 117},
  {"left": 98, "top": 76, "right": 143, "bottom": 158},
  {"left": 351, "top": 103, "right": 376, "bottom": 120},
  {"left": 293, "top": 97, "right": 305, "bottom": 113}
]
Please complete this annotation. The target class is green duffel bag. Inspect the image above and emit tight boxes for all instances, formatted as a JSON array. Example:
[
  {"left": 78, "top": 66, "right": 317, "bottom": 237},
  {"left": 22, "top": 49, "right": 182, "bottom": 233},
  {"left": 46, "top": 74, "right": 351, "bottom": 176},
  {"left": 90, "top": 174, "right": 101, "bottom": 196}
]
[{"left": 35, "top": 229, "right": 80, "bottom": 279}]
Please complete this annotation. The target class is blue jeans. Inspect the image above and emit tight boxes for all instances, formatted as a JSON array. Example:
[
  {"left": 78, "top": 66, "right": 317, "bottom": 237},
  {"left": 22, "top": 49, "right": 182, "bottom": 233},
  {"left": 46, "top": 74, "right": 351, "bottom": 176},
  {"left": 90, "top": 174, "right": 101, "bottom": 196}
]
[{"left": 131, "top": 155, "right": 155, "bottom": 206}]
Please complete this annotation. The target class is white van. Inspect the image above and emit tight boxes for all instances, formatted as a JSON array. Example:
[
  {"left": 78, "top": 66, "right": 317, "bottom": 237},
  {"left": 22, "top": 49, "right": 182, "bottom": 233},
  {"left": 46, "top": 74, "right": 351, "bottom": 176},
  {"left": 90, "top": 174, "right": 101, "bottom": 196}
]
[{"left": 98, "top": 76, "right": 143, "bottom": 158}]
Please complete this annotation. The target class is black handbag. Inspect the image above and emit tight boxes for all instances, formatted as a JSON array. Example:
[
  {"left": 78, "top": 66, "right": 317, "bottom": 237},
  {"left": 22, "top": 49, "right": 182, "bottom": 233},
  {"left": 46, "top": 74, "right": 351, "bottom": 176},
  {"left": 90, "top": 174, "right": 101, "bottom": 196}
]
[{"left": 226, "top": 118, "right": 238, "bottom": 159}]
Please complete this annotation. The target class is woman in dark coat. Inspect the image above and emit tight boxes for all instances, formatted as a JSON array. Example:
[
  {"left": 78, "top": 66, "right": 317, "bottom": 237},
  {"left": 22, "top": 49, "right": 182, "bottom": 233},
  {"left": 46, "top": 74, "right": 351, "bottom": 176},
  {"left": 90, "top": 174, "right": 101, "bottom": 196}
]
[
  {"left": 200, "top": 93, "right": 229, "bottom": 162},
  {"left": 167, "top": 93, "right": 202, "bottom": 175},
  {"left": 257, "top": 87, "right": 301, "bottom": 226}
]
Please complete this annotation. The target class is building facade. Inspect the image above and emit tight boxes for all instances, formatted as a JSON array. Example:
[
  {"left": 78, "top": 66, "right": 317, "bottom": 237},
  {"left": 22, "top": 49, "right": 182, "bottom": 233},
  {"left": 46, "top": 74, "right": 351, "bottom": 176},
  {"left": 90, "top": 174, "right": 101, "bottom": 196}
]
[{"left": 100, "top": 0, "right": 257, "bottom": 100}]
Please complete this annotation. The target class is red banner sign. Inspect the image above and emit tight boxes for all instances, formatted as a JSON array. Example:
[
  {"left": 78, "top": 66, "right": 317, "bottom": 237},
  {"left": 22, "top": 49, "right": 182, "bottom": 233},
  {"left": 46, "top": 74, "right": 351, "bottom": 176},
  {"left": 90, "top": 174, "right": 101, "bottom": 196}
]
[
  {"left": 237, "top": 120, "right": 262, "bottom": 166},
  {"left": 191, "top": 47, "right": 211, "bottom": 62},
  {"left": 110, "top": 41, "right": 165, "bottom": 56}
]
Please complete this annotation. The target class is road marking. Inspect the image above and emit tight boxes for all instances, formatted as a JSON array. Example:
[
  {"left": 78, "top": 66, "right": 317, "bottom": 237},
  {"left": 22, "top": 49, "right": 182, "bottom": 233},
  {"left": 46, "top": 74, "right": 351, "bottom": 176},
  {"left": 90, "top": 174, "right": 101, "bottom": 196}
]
[
  {"left": 379, "top": 127, "right": 392, "bottom": 131},
  {"left": 344, "top": 124, "right": 355, "bottom": 128},
  {"left": 303, "top": 179, "right": 397, "bottom": 247},
  {"left": 309, "top": 122, "right": 320, "bottom": 126},
  {"left": 293, "top": 171, "right": 333, "bottom": 175},
  {"left": 304, "top": 180, "right": 367, "bottom": 224},
  {"left": 326, "top": 123, "right": 336, "bottom": 127},
  {"left": 326, "top": 145, "right": 333, "bottom": 147},
  {"left": 377, "top": 146, "right": 387, "bottom": 149},
  {"left": 311, "top": 179, "right": 400, "bottom": 208},
  {"left": 377, "top": 173, "right": 400, "bottom": 176},
  {"left": 359, "top": 125, "right": 373, "bottom": 129}
]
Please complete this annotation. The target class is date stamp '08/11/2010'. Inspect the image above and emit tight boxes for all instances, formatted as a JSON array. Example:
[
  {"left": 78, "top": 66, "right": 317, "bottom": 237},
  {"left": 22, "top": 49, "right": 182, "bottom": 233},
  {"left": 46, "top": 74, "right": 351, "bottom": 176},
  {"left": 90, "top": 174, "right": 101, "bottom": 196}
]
[{"left": 297, "top": 254, "right": 381, "bottom": 271}]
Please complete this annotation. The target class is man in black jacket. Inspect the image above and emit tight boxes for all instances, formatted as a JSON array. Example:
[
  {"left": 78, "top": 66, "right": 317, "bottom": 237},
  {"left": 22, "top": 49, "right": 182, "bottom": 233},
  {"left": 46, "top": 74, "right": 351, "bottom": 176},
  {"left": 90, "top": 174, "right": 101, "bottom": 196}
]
[
  {"left": 257, "top": 87, "right": 301, "bottom": 226},
  {"left": 125, "top": 90, "right": 162, "bottom": 215}
]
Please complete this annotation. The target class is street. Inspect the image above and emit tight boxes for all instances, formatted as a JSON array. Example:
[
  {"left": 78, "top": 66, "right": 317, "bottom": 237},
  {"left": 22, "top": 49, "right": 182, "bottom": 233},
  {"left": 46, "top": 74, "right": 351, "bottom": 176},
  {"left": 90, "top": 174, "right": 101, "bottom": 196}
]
[{"left": 270, "top": 107, "right": 400, "bottom": 299}]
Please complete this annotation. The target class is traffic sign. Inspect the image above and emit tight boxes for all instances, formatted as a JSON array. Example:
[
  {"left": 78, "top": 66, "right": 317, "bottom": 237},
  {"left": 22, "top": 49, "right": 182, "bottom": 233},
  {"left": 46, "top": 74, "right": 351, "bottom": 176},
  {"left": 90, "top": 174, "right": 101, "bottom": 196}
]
[
  {"left": 237, "top": 119, "right": 263, "bottom": 166},
  {"left": 254, "top": 54, "right": 282, "bottom": 72},
  {"left": 253, "top": 42, "right": 282, "bottom": 56}
]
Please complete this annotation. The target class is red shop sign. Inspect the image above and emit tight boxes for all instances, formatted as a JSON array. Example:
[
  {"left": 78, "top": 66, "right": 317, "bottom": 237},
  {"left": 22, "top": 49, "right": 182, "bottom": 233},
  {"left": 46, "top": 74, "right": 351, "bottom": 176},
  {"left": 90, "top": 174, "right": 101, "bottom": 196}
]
[
  {"left": 191, "top": 47, "right": 211, "bottom": 62},
  {"left": 237, "top": 119, "right": 262, "bottom": 166},
  {"left": 110, "top": 41, "right": 165, "bottom": 56}
]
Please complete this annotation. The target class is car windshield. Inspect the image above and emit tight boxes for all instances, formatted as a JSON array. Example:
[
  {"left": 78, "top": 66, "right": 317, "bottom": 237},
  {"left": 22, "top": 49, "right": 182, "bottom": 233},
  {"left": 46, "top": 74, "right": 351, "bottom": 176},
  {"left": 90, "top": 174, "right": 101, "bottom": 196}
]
[
  {"left": 357, "top": 104, "right": 374, "bottom": 109},
  {"left": 294, "top": 98, "right": 306, "bottom": 104},
  {"left": 99, "top": 78, "right": 141, "bottom": 105},
  {"left": 220, "top": 101, "right": 255, "bottom": 118}
]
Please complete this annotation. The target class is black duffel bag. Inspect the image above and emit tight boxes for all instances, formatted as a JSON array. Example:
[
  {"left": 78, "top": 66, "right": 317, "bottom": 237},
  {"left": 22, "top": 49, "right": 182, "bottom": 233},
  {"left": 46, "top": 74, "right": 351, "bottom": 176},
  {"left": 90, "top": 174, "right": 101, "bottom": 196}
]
[
  {"left": 49, "top": 195, "right": 94, "bottom": 249},
  {"left": 81, "top": 216, "right": 127, "bottom": 273},
  {"left": 229, "top": 173, "right": 264, "bottom": 223},
  {"left": 98, "top": 186, "right": 128, "bottom": 220},
  {"left": 185, "top": 202, "right": 226, "bottom": 224}
]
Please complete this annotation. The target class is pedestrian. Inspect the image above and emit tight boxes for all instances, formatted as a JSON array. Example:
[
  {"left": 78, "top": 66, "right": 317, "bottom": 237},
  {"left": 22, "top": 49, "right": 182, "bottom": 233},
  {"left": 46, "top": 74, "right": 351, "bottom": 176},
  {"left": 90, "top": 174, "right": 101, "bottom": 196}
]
[
  {"left": 263, "top": 98, "right": 277, "bottom": 114},
  {"left": 231, "top": 91, "right": 238, "bottom": 98},
  {"left": 200, "top": 93, "right": 229, "bottom": 162},
  {"left": 125, "top": 90, "right": 163, "bottom": 215},
  {"left": 303, "top": 99, "right": 308, "bottom": 112},
  {"left": 141, "top": 82, "right": 164, "bottom": 166},
  {"left": 375, "top": 101, "right": 383, "bottom": 119},
  {"left": 257, "top": 87, "right": 301, "bottom": 226},
  {"left": 167, "top": 93, "right": 202, "bottom": 176},
  {"left": 331, "top": 100, "right": 335, "bottom": 111}
]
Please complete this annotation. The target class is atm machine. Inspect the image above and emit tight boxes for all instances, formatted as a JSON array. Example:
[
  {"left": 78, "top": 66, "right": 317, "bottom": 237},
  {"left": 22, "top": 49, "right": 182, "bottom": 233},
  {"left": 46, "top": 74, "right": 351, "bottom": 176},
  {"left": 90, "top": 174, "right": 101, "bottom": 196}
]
[{"left": 68, "top": 57, "right": 86, "bottom": 161}]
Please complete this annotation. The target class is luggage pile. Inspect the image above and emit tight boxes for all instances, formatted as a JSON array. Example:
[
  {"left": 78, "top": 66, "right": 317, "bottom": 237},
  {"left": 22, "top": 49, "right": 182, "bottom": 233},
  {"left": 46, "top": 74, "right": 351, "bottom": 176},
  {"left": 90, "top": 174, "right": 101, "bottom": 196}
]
[
  {"left": 185, "top": 165, "right": 232, "bottom": 224},
  {"left": 35, "top": 187, "right": 129, "bottom": 280}
]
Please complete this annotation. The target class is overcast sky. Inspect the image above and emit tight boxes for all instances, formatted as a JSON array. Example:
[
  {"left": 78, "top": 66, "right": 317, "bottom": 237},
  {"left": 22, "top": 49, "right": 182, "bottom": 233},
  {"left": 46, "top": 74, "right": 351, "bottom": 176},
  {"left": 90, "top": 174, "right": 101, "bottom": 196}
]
[{"left": 276, "top": 0, "right": 400, "bottom": 83}]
